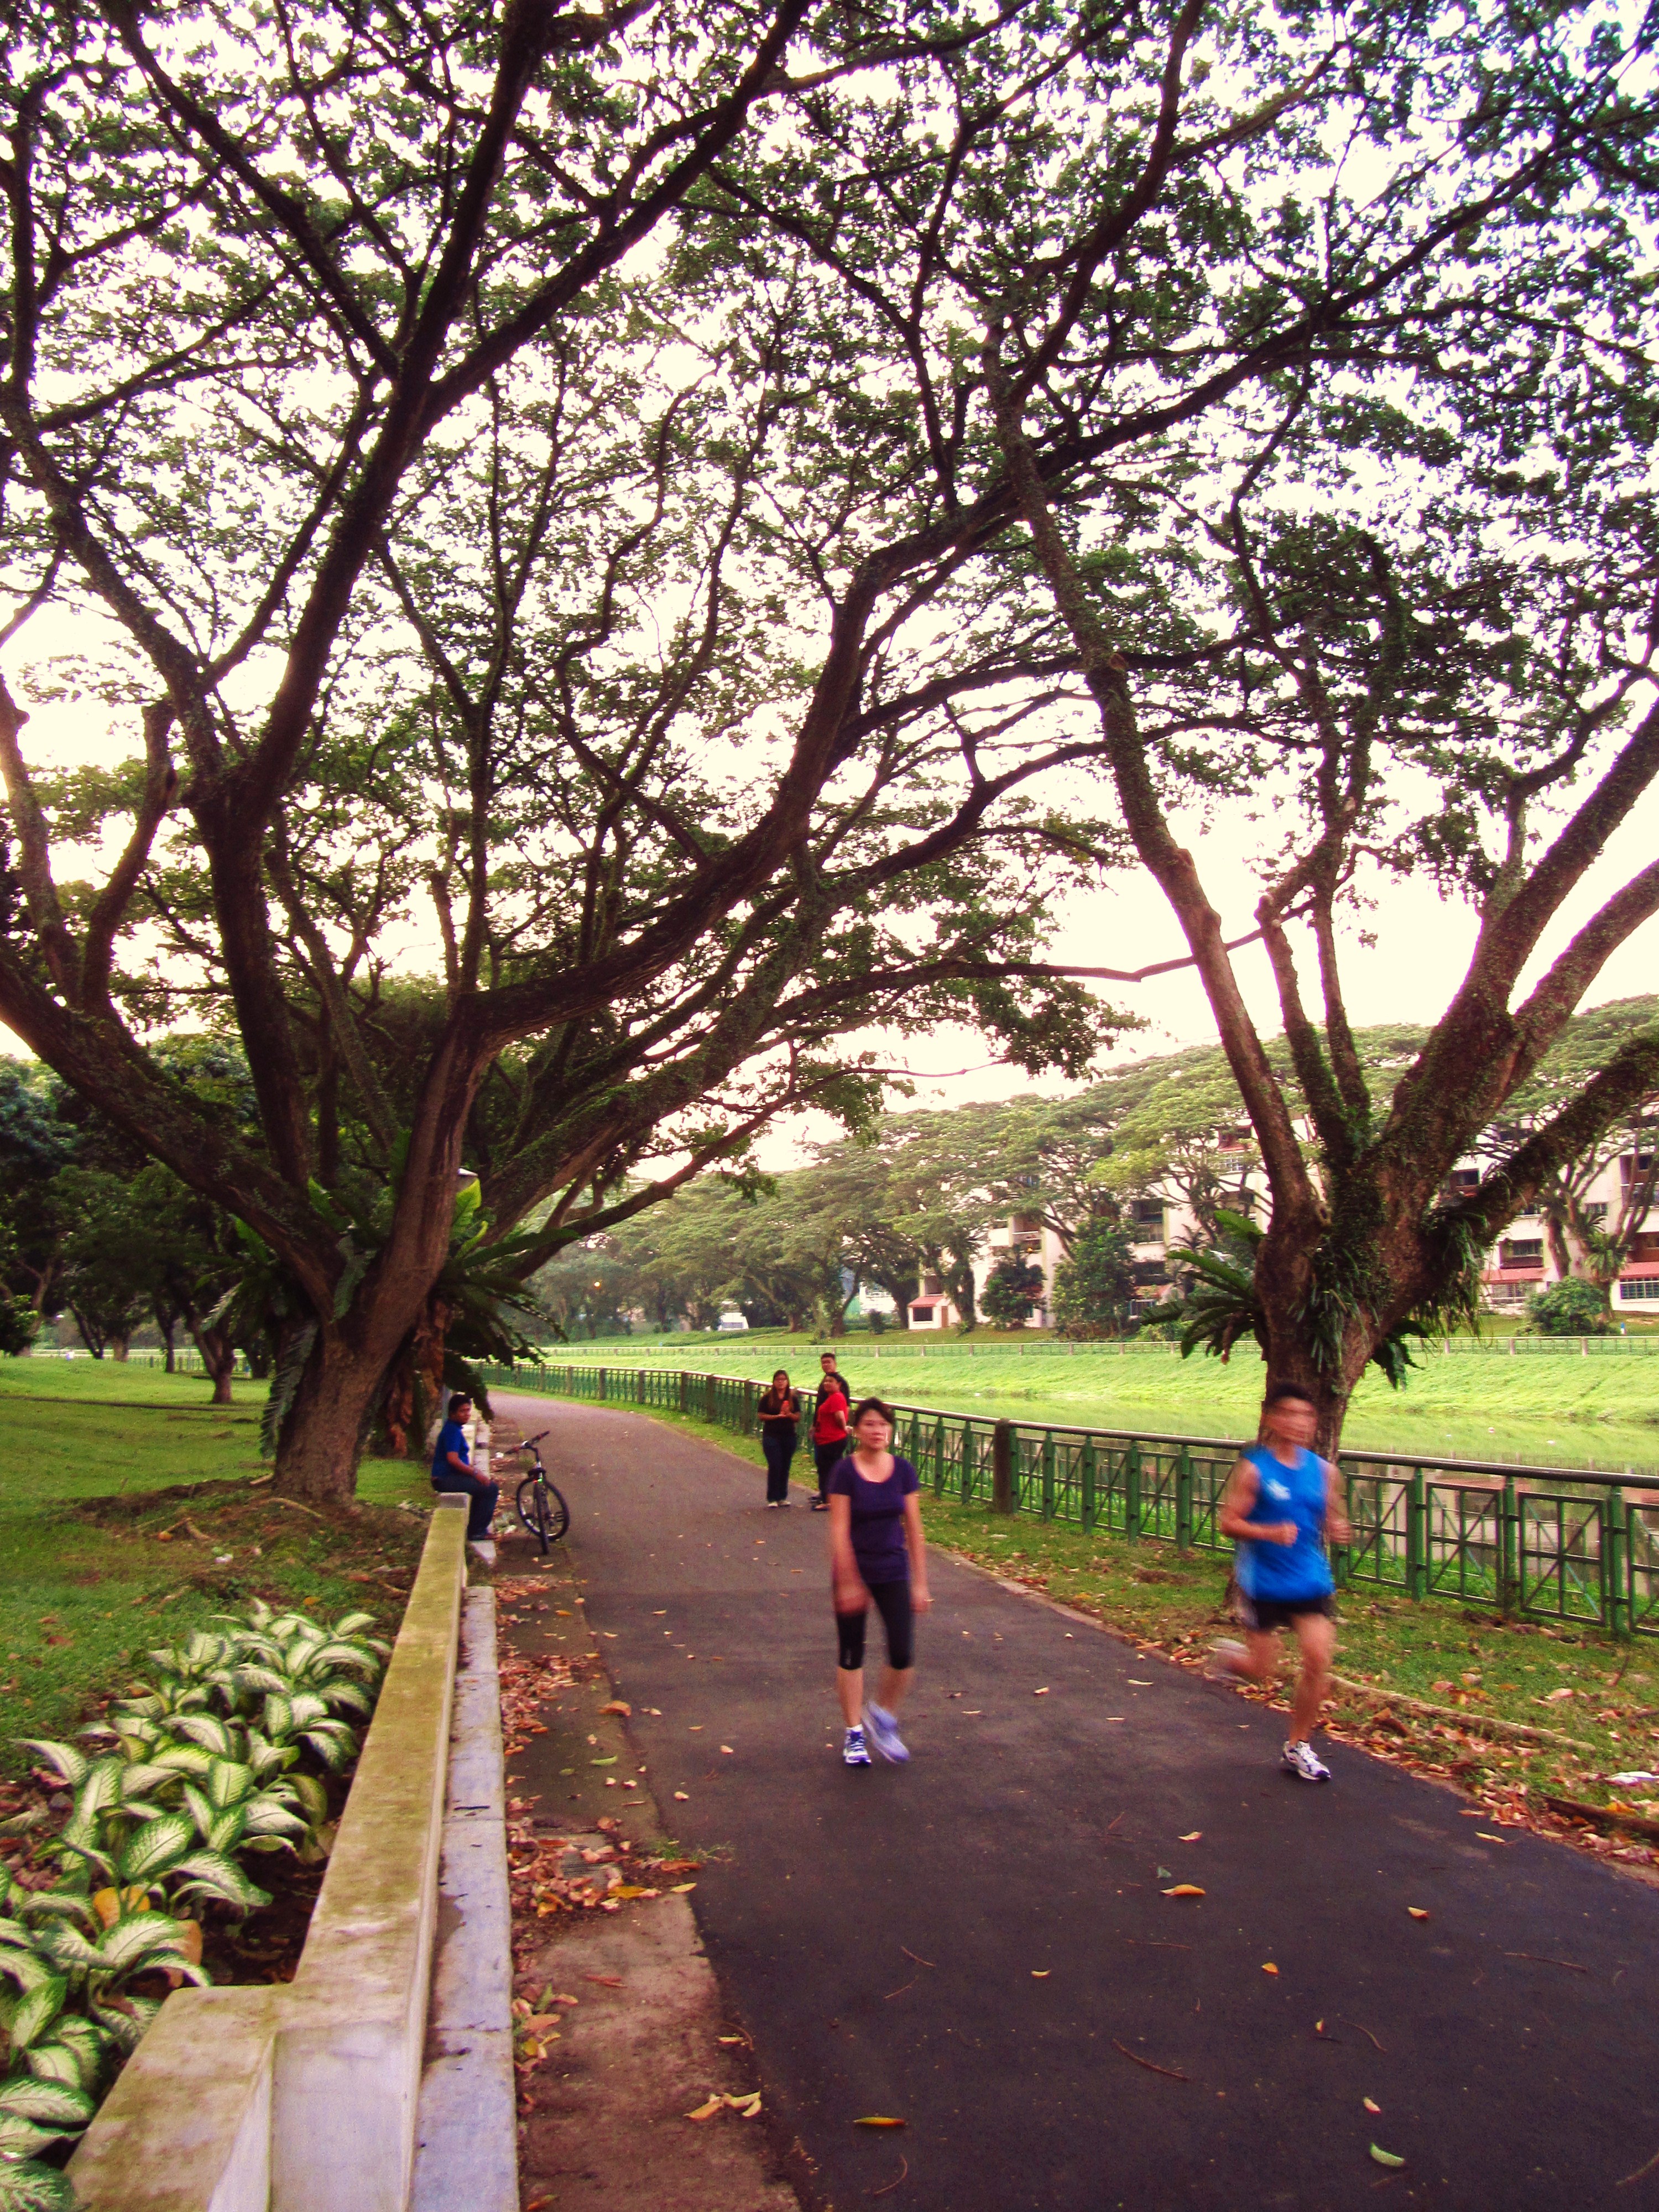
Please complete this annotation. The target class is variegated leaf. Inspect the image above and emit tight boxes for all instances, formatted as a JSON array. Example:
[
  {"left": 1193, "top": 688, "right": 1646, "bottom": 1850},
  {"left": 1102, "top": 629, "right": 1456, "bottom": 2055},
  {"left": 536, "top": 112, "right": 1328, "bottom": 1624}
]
[
  {"left": 118, "top": 1813, "right": 196, "bottom": 1886},
  {"left": 0, "top": 2077, "right": 94, "bottom": 2126},
  {"left": 4, "top": 1974, "right": 65, "bottom": 2051}
]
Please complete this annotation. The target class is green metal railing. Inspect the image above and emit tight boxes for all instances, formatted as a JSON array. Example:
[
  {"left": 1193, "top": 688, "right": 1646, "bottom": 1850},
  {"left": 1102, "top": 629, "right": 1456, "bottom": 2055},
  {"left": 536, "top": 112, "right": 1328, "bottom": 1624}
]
[{"left": 477, "top": 1360, "right": 1659, "bottom": 1638}]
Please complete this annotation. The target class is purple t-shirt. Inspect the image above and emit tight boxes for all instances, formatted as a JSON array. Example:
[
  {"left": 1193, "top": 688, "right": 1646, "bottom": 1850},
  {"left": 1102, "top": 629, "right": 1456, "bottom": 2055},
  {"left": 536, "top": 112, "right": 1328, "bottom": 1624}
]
[{"left": 828, "top": 1453, "right": 920, "bottom": 1585}]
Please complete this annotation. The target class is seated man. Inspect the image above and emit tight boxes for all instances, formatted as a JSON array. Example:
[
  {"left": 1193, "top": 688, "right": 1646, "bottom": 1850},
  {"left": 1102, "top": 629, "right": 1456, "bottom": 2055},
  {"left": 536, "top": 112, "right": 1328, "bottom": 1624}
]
[{"left": 430, "top": 1390, "right": 499, "bottom": 1540}]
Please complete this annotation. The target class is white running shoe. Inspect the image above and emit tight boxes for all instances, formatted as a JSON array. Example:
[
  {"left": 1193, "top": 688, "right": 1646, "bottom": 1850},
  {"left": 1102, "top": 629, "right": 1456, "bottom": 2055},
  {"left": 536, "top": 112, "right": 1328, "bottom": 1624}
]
[
  {"left": 1204, "top": 1639, "right": 1249, "bottom": 1682},
  {"left": 1282, "top": 1738, "right": 1331, "bottom": 1783},
  {"left": 865, "top": 1703, "right": 910, "bottom": 1764},
  {"left": 843, "top": 1725, "right": 872, "bottom": 1767}
]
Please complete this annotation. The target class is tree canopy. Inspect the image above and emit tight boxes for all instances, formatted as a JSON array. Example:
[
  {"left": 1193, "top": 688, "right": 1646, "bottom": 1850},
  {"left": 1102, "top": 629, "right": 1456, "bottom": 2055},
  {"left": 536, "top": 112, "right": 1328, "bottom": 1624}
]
[{"left": 1, "top": 0, "right": 1656, "bottom": 1478}]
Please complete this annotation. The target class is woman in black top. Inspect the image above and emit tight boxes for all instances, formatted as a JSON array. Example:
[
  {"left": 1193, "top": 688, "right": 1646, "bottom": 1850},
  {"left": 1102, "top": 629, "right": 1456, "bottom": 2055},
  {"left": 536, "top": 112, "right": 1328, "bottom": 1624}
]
[{"left": 756, "top": 1368, "right": 802, "bottom": 1507}]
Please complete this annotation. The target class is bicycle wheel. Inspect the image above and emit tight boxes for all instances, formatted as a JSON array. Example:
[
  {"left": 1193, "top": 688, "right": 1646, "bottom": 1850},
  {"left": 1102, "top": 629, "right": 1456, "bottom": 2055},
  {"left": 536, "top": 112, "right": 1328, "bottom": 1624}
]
[
  {"left": 541, "top": 1482, "right": 571, "bottom": 1545},
  {"left": 517, "top": 1475, "right": 551, "bottom": 1554}
]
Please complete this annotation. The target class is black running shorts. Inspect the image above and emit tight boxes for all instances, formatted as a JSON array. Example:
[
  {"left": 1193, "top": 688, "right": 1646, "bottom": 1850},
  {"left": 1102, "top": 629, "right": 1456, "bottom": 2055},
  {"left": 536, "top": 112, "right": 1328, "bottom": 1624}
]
[{"left": 1239, "top": 1593, "right": 1335, "bottom": 1633}]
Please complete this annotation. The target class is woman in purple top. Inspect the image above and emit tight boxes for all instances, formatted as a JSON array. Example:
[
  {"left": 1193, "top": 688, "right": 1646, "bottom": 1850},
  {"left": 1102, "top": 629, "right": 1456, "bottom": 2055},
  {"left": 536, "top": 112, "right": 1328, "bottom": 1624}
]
[{"left": 827, "top": 1397, "right": 931, "bottom": 1767}]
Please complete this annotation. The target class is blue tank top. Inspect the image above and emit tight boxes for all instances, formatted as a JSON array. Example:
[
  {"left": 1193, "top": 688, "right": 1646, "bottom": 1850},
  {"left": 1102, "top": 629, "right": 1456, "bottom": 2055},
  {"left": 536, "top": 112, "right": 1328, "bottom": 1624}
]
[{"left": 1235, "top": 1443, "right": 1334, "bottom": 1602}]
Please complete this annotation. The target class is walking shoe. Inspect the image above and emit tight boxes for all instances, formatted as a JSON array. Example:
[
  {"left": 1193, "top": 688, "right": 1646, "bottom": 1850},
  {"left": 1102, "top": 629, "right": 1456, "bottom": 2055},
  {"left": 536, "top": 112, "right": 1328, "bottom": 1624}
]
[
  {"left": 843, "top": 1725, "right": 872, "bottom": 1767},
  {"left": 1282, "top": 1738, "right": 1331, "bottom": 1783},
  {"left": 810, "top": 1498, "right": 830, "bottom": 1512},
  {"left": 865, "top": 1703, "right": 910, "bottom": 1764},
  {"left": 1204, "top": 1639, "right": 1249, "bottom": 1682}
]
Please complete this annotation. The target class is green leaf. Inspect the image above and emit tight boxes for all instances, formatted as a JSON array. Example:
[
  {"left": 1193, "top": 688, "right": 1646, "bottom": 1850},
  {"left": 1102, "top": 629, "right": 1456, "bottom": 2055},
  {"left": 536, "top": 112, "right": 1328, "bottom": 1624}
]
[
  {"left": 0, "top": 2152, "right": 78, "bottom": 2209},
  {"left": 207, "top": 1760, "right": 254, "bottom": 1811},
  {"left": 15, "top": 1741, "right": 87, "bottom": 1788},
  {"left": 168, "top": 1714, "right": 239, "bottom": 1759},
  {"left": 22, "top": 2041, "right": 87, "bottom": 2089},
  {"left": 1369, "top": 2146, "right": 1406, "bottom": 2169},
  {"left": 331, "top": 1612, "right": 377, "bottom": 1638},
  {"left": 171, "top": 1851, "right": 271, "bottom": 1913},
  {"left": 206, "top": 1806, "right": 251, "bottom": 1854},
  {"left": 118, "top": 1812, "right": 196, "bottom": 1885},
  {"left": 90, "top": 1911, "right": 196, "bottom": 1976},
  {"left": 0, "top": 2078, "right": 95, "bottom": 2127},
  {"left": 0, "top": 2115, "right": 67, "bottom": 2161},
  {"left": 5, "top": 1975, "right": 66, "bottom": 2051}
]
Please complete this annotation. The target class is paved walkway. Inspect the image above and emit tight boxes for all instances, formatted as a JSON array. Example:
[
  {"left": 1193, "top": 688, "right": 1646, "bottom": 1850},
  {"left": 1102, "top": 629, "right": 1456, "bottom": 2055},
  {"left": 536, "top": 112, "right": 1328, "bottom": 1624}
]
[{"left": 497, "top": 1397, "right": 1659, "bottom": 2211}]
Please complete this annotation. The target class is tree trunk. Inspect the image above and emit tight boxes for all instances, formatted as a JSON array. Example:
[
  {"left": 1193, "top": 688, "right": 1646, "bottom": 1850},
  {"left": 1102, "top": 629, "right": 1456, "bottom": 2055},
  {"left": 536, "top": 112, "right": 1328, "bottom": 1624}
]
[
  {"left": 272, "top": 1328, "right": 388, "bottom": 1503},
  {"left": 111, "top": 1333, "right": 131, "bottom": 1361}
]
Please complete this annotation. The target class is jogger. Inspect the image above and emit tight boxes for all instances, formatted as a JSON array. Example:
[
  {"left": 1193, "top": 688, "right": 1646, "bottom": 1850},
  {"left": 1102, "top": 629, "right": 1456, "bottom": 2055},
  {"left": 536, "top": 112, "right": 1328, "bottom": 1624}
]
[
  {"left": 827, "top": 1397, "right": 931, "bottom": 1765},
  {"left": 1212, "top": 1381, "right": 1350, "bottom": 1782}
]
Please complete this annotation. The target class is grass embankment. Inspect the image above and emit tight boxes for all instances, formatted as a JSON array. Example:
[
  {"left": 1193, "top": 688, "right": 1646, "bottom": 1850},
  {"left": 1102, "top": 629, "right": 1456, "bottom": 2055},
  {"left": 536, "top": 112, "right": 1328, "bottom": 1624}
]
[
  {"left": 0, "top": 1358, "right": 427, "bottom": 1775},
  {"left": 530, "top": 1340, "right": 1659, "bottom": 1472},
  {"left": 542, "top": 1396, "right": 1659, "bottom": 1865}
]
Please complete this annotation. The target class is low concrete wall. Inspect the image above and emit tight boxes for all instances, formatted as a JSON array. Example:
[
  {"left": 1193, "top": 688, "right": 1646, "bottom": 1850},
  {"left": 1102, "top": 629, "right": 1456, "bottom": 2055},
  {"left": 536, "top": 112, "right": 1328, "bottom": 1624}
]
[{"left": 67, "top": 1495, "right": 477, "bottom": 2212}]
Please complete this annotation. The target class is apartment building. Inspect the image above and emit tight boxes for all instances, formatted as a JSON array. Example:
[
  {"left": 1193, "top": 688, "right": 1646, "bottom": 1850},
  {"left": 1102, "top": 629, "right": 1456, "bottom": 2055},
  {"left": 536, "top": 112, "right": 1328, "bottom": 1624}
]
[{"left": 964, "top": 1135, "right": 1657, "bottom": 1324}]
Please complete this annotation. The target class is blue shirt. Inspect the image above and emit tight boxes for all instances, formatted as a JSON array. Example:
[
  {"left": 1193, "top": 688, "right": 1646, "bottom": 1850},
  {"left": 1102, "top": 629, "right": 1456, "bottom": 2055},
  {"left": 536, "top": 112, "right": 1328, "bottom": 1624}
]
[
  {"left": 1235, "top": 1442, "right": 1334, "bottom": 1603},
  {"left": 431, "top": 1419, "right": 470, "bottom": 1484}
]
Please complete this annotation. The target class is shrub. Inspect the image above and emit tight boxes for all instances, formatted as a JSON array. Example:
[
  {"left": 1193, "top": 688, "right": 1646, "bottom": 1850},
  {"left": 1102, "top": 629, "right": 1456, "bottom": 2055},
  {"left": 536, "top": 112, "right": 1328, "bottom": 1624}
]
[
  {"left": 1051, "top": 1222, "right": 1138, "bottom": 1338},
  {"left": 1525, "top": 1278, "right": 1611, "bottom": 1336},
  {"left": 980, "top": 1259, "right": 1045, "bottom": 1328},
  {"left": 0, "top": 1602, "right": 386, "bottom": 2205}
]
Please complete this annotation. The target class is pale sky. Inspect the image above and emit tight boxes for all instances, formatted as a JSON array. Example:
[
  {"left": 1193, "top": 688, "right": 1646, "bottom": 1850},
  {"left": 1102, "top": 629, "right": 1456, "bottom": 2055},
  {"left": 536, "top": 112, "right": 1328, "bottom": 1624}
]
[{"left": 7, "top": 622, "right": 1656, "bottom": 1173}]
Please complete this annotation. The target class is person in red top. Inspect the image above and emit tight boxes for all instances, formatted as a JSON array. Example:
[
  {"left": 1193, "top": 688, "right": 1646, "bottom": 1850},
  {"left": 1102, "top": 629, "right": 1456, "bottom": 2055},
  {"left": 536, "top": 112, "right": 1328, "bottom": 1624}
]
[{"left": 810, "top": 1363, "right": 851, "bottom": 1511}]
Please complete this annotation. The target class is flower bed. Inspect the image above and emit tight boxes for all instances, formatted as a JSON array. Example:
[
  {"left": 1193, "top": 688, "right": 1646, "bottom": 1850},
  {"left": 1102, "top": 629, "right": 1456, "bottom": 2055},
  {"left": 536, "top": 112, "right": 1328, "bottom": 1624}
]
[{"left": 0, "top": 1600, "right": 388, "bottom": 2210}]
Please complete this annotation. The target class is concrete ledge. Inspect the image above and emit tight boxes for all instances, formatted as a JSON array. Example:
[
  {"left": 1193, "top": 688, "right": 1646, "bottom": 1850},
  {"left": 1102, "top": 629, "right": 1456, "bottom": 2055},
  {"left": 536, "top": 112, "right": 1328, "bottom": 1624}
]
[
  {"left": 67, "top": 1497, "right": 471, "bottom": 2212},
  {"left": 410, "top": 1587, "right": 516, "bottom": 2212},
  {"left": 272, "top": 1496, "right": 468, "bottom": 2212},
  {"left": 65, "top": 1988, "right": 276, "bottom": 2212}
]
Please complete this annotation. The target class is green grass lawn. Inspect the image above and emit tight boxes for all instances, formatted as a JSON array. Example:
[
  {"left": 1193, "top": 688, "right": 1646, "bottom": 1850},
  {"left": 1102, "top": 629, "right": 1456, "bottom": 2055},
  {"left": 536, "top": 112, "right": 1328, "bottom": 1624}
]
[
  {"left": 531, "top": 1396, "right": 1659, "bottom": 1834},
  {"left": 515, "top": 1339, "right": 1659, "bottom": 1474},
  {"left": 0, "top": 1358, "right": 430, "bottom": 1773}
]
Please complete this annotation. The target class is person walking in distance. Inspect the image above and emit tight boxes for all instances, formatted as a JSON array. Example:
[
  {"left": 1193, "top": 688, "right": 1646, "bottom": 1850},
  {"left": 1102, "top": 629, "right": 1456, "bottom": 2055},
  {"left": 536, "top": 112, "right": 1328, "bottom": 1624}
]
[
  {"left": 430, "top": 1391, "right": 499, "bottom": 1541},
  {"left": 757, "top": 1369, "right": 804, "bottom": 1507},
  {"left": 828, "top": 1397, "right": 931, "bottom": 1766},
  {"left": 810, "top": 1364, "right": 851, "bottom": 1512},
  {"left": 1210, "top": 1381, "right": 1351, "bottom": 1782}
]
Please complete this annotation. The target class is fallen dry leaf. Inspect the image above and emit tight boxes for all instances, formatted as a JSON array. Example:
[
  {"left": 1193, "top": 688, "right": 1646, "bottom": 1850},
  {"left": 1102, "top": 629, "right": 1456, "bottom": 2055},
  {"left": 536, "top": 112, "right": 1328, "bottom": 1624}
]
[
  {"left": 686, "top": 2096, "right": 725, "bottom": 2122},
  {"left": 1031, "top": 1969, "right": 1050, "bottom": 1979},
  {"left": 1178, "top": 1831, "right": 1202, "bottom": 1843},
  {"left": 1407, "top": 1907, "right": 1430, "bottom": 1921},
  {"left": 720, "top": 1745, "right": 735, "bottom": 1754},
  {"left": 1034, "top": 1687, "right": 1050, "bottom": 1697},
  {"left": 674, "top": 1790, "right": 690, "bottom": 1801},
  {"left": 671, "top": 1881, "right": 697, "bottom": 1893},
  {"left": 855, "top": 2117, "right": 906, "bottom": 2129},
  {"left": 1364, "top": 2098, "right": 1381, "bottom": 2115},
  {"left": 1261, "top": 1963, "right": 1278, "bottom": 1976},
  {"left": 1162, "top": 1885, "right": 1206, "bottom": 1898},
  {"left": 599, "top": 1700, "right": 632, "bottom": 1717}
]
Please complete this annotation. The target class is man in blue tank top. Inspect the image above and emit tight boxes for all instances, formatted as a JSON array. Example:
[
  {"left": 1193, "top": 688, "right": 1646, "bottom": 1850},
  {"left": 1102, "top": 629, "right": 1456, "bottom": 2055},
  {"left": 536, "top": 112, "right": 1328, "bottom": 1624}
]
[{"left": 1210, "top": 1381, "right": 1351, "bottom": 1782}]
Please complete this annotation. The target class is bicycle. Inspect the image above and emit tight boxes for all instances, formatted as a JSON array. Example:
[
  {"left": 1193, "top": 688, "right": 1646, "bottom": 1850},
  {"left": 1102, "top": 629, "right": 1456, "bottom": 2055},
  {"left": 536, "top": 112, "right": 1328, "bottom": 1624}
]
[{"left": 513, "top": 1429, "right": 571, "bottom": 1554}]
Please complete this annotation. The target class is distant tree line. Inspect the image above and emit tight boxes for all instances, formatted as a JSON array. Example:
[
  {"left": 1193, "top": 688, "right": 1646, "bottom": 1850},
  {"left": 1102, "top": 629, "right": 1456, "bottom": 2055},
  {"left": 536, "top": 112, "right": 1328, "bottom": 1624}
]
[{"left": 533, "top": 995, "right": 1658, "bottom": 1340}]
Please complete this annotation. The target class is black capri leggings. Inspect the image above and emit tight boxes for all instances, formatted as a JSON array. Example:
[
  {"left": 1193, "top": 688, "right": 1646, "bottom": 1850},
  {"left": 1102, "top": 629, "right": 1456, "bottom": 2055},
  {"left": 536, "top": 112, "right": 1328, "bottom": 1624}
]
[{"left": 836, "top": 1579, "right": 914, "bottom": 1673}]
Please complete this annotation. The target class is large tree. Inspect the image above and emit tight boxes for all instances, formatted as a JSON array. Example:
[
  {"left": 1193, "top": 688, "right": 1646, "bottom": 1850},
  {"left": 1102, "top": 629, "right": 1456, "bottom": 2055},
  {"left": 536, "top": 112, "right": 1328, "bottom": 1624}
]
[
  {"left": 6, "top": 0, "right": 1658, "bottom": 1489},
  {"left": 0, "top": 0, "right": 1137, "bottom": 1497}
]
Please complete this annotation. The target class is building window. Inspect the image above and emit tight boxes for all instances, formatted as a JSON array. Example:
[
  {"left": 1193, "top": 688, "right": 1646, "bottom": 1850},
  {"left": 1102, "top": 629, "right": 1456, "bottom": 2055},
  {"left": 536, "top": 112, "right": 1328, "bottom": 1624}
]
[
  {"left": 1500, "top": 1239, "right": 1543, "bottom": 1266},
  {"left": 1447, "top": 1167, "right": 1479, "bottom": 1193},
  {"left": 1617, "top": 1278, "right": 1659, "bottom": 1301}
]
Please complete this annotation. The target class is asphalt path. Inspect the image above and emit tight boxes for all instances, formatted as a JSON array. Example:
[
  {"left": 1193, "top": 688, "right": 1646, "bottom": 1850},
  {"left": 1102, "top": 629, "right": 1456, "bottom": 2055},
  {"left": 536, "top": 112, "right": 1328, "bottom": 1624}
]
[{"left": 496, "top": 1396, "right": 1659, "bottom": 2212}]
